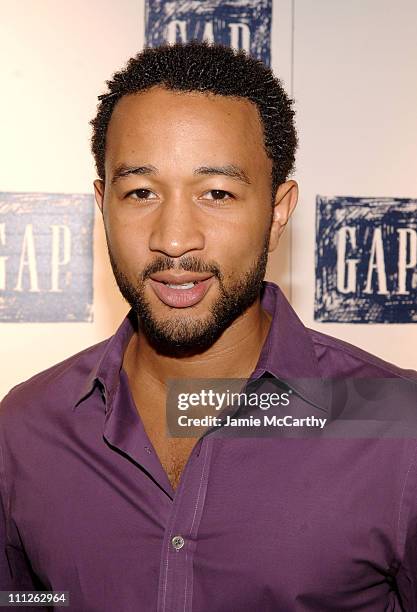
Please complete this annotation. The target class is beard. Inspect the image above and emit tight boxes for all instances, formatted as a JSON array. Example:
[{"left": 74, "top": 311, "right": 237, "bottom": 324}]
[{"left": 106, "top": 232, "right": 271, "bottom": 357}]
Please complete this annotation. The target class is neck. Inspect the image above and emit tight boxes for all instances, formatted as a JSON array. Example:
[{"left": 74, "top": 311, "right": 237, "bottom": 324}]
[{"left": 123, "top": 299, "right": 272, "bottom": 391}]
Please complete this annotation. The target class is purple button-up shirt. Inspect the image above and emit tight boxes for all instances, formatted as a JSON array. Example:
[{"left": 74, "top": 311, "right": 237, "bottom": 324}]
[{"left": 1, "top": 281, "right": 417, "bottom": 611}]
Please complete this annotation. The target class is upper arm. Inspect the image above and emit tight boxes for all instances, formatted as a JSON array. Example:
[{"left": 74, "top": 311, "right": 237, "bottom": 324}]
[
  {"left": 0, "top": 485, "right": 13, "bottom": 590},
  {"left": 393, "top": 445, "right": 417, "bottom": 611},
  {"left": 0, "top": 407, "right": 38, "bottom": 592}
]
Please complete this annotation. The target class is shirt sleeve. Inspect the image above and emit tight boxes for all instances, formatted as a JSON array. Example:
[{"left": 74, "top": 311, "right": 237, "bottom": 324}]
[
  {"left": 394, "top": 446, "right": 417, "bottom": 611},
  {"left": 0, "top": 416, "right": 39, "bottom": 592},
  {"left": 0, "top": 485, "right": 13, "bottom": 590},
  {"left": 395, "top": 520, "right": 417, "bottom": 609},
  {"left": 0, "top": 494, "right": 50, "bottom": 612}
]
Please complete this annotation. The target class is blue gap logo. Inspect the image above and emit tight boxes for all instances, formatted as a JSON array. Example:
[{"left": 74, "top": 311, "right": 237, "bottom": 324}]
[
  {"left": 0, "top": 192, "right": 94, "bottom": 322},
  {"left": 145, "top": 0, "right": 272, "bottom": 66},
  {"left": 315, "top": 196, "right": 417, "bottom": 323}
]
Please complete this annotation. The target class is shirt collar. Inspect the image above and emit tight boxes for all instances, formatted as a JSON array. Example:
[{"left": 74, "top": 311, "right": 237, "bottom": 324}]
[
  {"left": 73, "top": 281, "right": 331, "bottom": 413},
  {"left": 73, "top": 309, "right": 137, "bottom": 411},
  {"left": 251, "top": 282, "right": 331, "bottom": 412}
]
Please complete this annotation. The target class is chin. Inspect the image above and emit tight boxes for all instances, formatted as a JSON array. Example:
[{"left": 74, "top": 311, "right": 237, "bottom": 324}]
[{"left": 138, "top": 308, "right": 225, "bottom": 355}]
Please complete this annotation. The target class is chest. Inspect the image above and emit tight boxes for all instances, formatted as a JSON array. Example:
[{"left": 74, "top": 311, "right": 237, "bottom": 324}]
[
  {"left": 145, "top": 427, "right": 199, "bottom": 490},
  {"left": 128, "top": 380, "right": 201, "bottom": 490},
  {"left": 11, "top": 420, "right": 405, "bottom": 611}
]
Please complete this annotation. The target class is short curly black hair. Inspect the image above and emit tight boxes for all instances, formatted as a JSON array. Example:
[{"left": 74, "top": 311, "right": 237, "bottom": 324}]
[{"left": 90, "top": 40, "right": 297, "bottom": 196}]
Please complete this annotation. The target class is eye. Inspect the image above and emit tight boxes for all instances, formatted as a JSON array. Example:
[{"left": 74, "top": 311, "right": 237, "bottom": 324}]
[
  {"left": 202, "top": 190, "right": 234, "bottom": 202},
  {"left": 126, "top": 188, "right": 158, "bottom": 201}
]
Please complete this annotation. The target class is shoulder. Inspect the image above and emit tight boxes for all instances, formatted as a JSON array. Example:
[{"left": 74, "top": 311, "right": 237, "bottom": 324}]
[
  {"left": 0, "top": 338, "right": 111, "bottom": 423},
  {"left": 308, "top": 326, "right": 417, "bottom": 383}
]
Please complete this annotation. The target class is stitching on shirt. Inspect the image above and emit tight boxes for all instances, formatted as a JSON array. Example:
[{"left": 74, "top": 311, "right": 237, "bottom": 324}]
[
  {"left": 183, "top": 545, "right": 189, "bottom": 612},
  {"left": 160, "top": 540, "right": 170, "bottom": 612},
  {"left": 184, "top": 438, "right": 211, "bottom": 612},
  {"left": 259, "top": 286, "right": 283, "bottom": 372},
  {"left": 160, "top": 443, "right": 199, "bottom": 612},
  {"left": 310, "top": 334, "right": 417, "bottom": 383},
  {"left": 189, "top": 440, "right": 210, "bottom": 537},
  {"left": 395, "top": 441, "right": 417, "bottom": 571},
  {"left": 0, "top": 426, "right": 10, "bottom": 538}
]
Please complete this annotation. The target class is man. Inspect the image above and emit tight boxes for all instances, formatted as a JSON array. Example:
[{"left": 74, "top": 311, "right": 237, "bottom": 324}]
[{"left": 1, "top": 41, "right": 417, "bottom": 611}]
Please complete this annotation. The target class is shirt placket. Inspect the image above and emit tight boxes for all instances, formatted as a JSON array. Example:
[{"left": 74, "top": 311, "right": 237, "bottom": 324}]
[{"left": 157, "top": 434, "right": 213, "bottom": 612}]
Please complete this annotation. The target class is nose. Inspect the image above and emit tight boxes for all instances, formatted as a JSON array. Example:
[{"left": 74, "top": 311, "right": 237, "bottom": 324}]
[{"left": 148, "top": 192, "right": 205, "bottom": 258}]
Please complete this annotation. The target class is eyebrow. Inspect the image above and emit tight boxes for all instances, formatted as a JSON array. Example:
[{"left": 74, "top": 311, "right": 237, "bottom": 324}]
[
  {"left": 110, "top": 163, "right": 251, "bottom": 186},
  {"left": 193, "top": 165, "right": 251, "bottom": 185},
  {"left": 111, "top": 164, "right": 158, "bottom": 185}
]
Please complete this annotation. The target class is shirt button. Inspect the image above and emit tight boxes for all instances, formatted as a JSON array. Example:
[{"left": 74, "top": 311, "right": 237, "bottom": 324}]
[{"left": 171, "top": 535, "right": 185, "bottom": 550}]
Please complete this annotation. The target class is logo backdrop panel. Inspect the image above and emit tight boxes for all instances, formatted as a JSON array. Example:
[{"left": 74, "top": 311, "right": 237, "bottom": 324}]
[
  {"left": 0, "top": 192, "right": 94, "bottom": 322},
  {"left": 315, "top": 196, "right": 417, "bottom": 323},
  {"left": 145, "top": 0, "right": 272, "bottom": 65}
]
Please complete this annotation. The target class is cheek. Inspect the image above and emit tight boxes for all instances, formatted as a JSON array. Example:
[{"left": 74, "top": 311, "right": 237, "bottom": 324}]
[
  {"left": 206, "top": 215, "right": 270, "bottom": 270},
  {"left": 104, "top": 213, "right": 148, "bottom": 269},
  {"left": 213, "top": 210, "right": 269, "bottom": 247}
]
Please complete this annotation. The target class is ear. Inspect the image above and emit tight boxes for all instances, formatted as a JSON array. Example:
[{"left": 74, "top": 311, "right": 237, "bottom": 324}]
[
  {"left": 93, "top": 179, "right": 105, "bottom": 214},
  {"left": 268, "top": 180, "right": 298, "bottom": 252}
]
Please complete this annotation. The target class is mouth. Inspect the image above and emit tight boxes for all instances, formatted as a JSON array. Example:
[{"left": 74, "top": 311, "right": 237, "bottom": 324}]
[{"left": 148, "top": 276, "right": 215, "bottom": 308}]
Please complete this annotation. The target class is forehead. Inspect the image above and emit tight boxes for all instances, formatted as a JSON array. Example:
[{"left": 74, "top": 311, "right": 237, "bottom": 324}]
[{"left": 105, "top": 86, "right": 270, "bottom": 176}]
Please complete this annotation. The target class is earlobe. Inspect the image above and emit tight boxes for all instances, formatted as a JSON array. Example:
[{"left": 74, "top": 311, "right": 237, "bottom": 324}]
[
  {"left": 93, "top": 179, "right": 105, "bottom": 214},
  {"left": 268, "top": 180, "right": 298, "bottom": 252}
]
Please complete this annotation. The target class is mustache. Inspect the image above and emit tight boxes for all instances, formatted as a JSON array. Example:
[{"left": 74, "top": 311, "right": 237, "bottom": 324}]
[{"left": 142, "top": 256, "right": 223, "bottom": 281}]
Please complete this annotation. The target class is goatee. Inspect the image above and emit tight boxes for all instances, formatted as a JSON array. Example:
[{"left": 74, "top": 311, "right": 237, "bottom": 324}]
[{"left": 107, "top": 237, "right": 270, "bottom": 357}]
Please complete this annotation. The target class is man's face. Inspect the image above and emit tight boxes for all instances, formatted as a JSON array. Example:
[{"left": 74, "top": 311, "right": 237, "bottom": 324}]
[{"left": 94, "top": 86, "right": 295, "bottom": 354}]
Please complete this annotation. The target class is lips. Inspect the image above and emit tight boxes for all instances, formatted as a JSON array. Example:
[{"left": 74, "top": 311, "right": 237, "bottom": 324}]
[{"left": 148, "top": 274, "right": 215, "bottom": 308}]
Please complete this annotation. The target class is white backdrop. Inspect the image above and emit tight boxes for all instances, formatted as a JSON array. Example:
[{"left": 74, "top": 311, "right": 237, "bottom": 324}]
[{"left": 1, "top": 0, "right": 416, "bottom": 400}]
